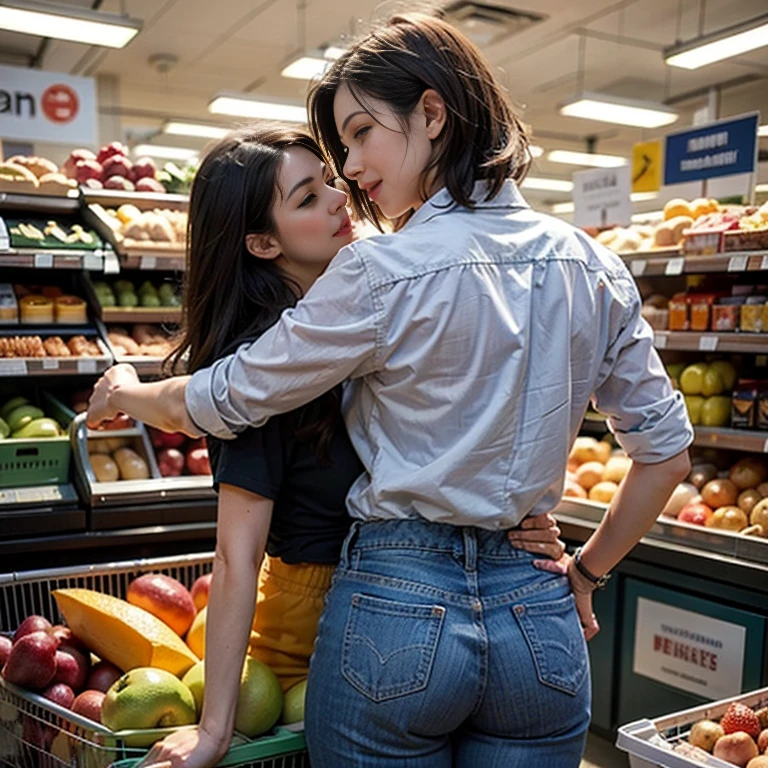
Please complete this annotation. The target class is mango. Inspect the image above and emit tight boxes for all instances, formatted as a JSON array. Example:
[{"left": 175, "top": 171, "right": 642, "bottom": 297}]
[
  {"left": 0, "top": 417, "right": 8, "bottom": 439},
  {"left": 7, "top": 405, "right": 44, "bottom": 433},
  {"left": 0, "top": 396, "right": 29, "bottom": 421},
  {"left": 53, "top": 589, "right": 199, "bottom": 677},
  {"left": 12, "top": 417, "right": 60, "bottom": 439}
]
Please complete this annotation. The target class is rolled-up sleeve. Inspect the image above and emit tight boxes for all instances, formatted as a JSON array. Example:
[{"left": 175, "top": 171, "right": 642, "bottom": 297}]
[
  {"left": 185, "top": 244, "right": 379, "bottom": 439},
  {"left": 592, "top": 279, "right": 693, "bottom": 463}
]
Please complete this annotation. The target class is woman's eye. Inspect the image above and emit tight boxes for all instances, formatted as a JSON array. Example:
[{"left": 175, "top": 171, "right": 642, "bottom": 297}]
[
  {"left": 354, "top": 126, "right": 369, "bottom": 141},
  {"left": 299, "top": 193, "right": 316, "bottom": 207},
  {"left": 325, "top": 176, "right": 339, "bottom": 188}
]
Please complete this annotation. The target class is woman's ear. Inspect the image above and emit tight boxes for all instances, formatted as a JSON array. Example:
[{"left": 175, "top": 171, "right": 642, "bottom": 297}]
[
  {"left": 421, "top": 89, "right": 447, "bottom": 140},
  {"left": 245, "top": 233, "right": 281, "bottom": 260}
]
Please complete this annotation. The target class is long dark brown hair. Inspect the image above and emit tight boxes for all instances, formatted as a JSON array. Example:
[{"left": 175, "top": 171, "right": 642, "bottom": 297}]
[
  {"left": 167, "top": 124, "right": 338, "bottom": 460},
  {"left": 309, "top": 12, "right": 532, "bottom": 228}
]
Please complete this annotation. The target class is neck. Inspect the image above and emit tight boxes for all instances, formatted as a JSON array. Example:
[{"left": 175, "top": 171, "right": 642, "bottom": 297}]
[{"left": 275, "top": 258, "right": 324, "bottom": 296}]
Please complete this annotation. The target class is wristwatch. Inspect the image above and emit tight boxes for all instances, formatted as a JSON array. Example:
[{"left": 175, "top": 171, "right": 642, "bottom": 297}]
[{"left": 573, "top": 547, "right": 611, "bottom": 590}]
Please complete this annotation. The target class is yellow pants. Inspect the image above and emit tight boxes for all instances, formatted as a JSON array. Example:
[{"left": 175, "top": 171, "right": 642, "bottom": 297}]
[{"left": 247, "top": 555, "right": 335, "bottom": 693}]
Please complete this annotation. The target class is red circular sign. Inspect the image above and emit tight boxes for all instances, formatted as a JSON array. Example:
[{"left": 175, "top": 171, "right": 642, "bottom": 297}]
[{"left": 41, "top": 84, "right": 79, "bottom": 124}]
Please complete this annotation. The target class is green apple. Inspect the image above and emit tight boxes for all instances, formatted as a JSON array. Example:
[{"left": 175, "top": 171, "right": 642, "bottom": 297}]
[
  {"left": 700, "top": 396, "right": 731, "bottom": 427},
  {"left": 666, "top": 363, "right": 686, "bottom": 389},
  {"left": 282, "top": 679, "right": 307, "bottom": 724},
  {"left": 101, "top": 667, "right": 197, "bottom": 731},
  {"left": 235, "top": 657, "right": 283, "bottom": 738},
  {"left": 684, "top": 395, "right": 705, "bottom": 426},
  {"left": 181, "top": 660, "right": 204, "bottom": 715},
  {"left": 680, "top": 363, "right": 708, "bottom": 396},
  {"left": 701, "top": 368, "right": 725, "bottom": 397},
  {"left": 709, "top": 360, "right": 737, "bottom": 391}
]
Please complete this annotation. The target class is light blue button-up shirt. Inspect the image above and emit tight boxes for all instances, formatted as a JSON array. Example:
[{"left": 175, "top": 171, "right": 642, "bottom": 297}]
[{"left": 186, "top": 180, "right": 693, "bottom": 529}]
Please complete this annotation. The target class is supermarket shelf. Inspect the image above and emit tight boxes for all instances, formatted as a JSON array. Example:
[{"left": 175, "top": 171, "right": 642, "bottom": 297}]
[
  {"left": 692, "top": 426, "right": 768, "bottom": 453},
  {"left": 0, "top": 354, "right": 111, "bottom": 377},
  {"left": 116, "top": 356, "right": 164, "bottom": 377},
  {"left": 0, "top": 248, "right": 104, "bottom": 270},
  {"left": 81, "top": 189, "right": 189, "bottom": 208},
  {"left": 652, "top": 330, "right": 768, "bottom": 353},
  {"left": 626, "top": 250, "right": 768, "bottom": 277},
  {"left": 0, "top": 191, "right": 80, "bottom": 214},
  {"left": 101, "top": 307, "right": 182, "bottom": 324},
  {"left": 118, "top": 252, "right": 186, "bottom": 271}
]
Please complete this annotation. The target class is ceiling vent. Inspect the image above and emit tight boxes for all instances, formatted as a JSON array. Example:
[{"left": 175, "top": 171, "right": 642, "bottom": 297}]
[{"left": 441, "top": 2, "right": 546, "bottom": 47}]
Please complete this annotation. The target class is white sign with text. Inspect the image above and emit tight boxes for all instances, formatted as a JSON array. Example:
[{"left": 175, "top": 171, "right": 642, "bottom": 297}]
[
  {"left": 0, "top": 64, "right": 96, "bottom": 145},
  {"left": 573, "top": 165, "right": 632, "bottom": 228},
  {"left": 633, "top": 598, "right": 746, "bottom": 700}
]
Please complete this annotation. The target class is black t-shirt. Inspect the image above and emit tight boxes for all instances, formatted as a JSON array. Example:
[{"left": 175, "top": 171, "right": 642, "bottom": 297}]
[{"left": 207, "top": 398, "right": 363, "bottom": 565}]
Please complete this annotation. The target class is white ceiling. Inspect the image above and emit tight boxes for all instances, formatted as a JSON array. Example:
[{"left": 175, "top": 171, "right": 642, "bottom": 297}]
[{"left": 2, "top": 0, "right": 767, "bottom": 207}]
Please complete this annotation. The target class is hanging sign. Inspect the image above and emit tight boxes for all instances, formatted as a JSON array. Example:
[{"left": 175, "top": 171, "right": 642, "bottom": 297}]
[
  {"left": 0, "top": 64, "right": 96, "bottom": 145},
  {"left": 632, "top": 140, "right": 662, "bottom": 193},
  {"left": 663, "top": 113, "right": 759, "bottom": 186},
  {"left": 573, "top": 165, "right": 632, "bottom": 228}
]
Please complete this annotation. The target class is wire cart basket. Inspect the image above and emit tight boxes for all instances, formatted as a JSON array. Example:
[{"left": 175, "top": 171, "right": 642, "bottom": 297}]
[{"left": 0, "top": 553, "right": 309, "bottom": 768}]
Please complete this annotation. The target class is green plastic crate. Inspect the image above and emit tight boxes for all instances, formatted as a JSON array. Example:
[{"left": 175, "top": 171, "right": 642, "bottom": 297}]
[{"left": 0, "top": 391, "right": 74, "bottom": 489}]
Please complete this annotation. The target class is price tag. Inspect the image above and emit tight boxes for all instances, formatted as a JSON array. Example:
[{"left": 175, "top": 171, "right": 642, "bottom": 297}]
[
  {"left": 665, "top": 257, "right": 685, "bottom": 276},
  {"left": 0, "top": 359, "right": 28, "bottom": 376},
  {"left": 84, "top": 253, "right": 102, "bottom": 271},
  {"left": 34, "top": 253, "right": 54, "bottom": 269},
  {"left": 140, "top": 256, "right": 157, "bottom": 271},
  {"left": 699, "top": 335, "right": 719, "bottom": 351},
  {"left": 654, "top": 333, "right": 668, "bottom": 349},
  {"left": 77, "top": 359, "right": 98, "bottom": 374},
  {"left": 631, "top": 260, "right": 646, "bottom": 277},
  {"left": 104, "top": 252, "right": 120, "bottom": 274},
  {"left": 761, "top": 255, "right": 768, "bottom": 271},
  {"left": 727, "top": 254, "right": 748, "bottom": 272},
  {"left": 42, "top": 358, "right": 60, "bottom": 370}
]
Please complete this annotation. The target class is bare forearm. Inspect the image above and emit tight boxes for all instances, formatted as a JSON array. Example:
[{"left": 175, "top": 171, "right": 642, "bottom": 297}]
[
  {"left": 580, "top": 449, "right": 691, "bottom": 577},
  {"left": 109, "top": 376, "right": 201, "bottom": 436},
  {"left": 198, "top": 550, "right": 261, "bottom": 749}
]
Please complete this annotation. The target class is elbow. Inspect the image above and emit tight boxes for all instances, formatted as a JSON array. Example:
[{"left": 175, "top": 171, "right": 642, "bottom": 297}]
[{"left": 664, "top": 449, "right": 691, "bottom": 485}]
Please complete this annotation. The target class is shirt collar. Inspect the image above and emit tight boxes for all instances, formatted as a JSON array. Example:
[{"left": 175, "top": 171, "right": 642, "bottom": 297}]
[{"left": 403, "top": 178, "right": 530, "bottom": 230}]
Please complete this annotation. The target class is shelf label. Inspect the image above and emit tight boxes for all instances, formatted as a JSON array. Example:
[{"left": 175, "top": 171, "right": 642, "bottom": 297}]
[
  {"left": 104, "top": 252, "right": 120, "bottom": 274},
  {"left": 42, "top": 358, "right": 60, "bottom": 370},
  {"left": 631, "top": 259, "right": 646, "bottom": 277},
  {"left": 77, "top": 359, "right": 97, "bottom": 374},
  {"left": 34, "top": 253, "right": 54, "bottom": 269},
  {"left": 654, "top": 333, "right": 668, "bottom": 349},
  {"left": 140, "top": 255, "right": 157, "bottom": 271},
  {"left": 699, "top": 335, "right": 719, "bottom": 351},
  {"left": 727, "top": 254, "right": 748, "bottom": 272},
  {"left": 84, "top": 253, "right": 102, "bottom": 271},
  {"left": 0, "top": 359, "right": 28, "bottom": 376},
  {"left": 665, "top": 257, "right": 685, "bottom": 276}
]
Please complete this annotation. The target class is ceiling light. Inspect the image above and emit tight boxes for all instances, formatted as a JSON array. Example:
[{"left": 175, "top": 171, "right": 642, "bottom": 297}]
[
  {"left": 208, "top": 93, "right": 307, "bottom": 123},
  {"left": 664, "top": 13, "right": 768, "bottom": 70},
  {"left": 759, "top": 125, "right": 768, "bottom": 137},
  {"left": 133, "top": 145, "right": 199, "bottom": 161},
  {"left": 323, "top": 46, "right": 345, "bottom": 60},
  {"left": 559, "top": 93, "right": 679, "bottom": 129},
  {"left": 551, "top": 202, "right": 575, "bottom": 214},
  {"left": 0, "top": 0, "right": 140, "bottom": 48},
  {"left": 548, "top": 150, "right": 627, "bottom": 168},
  {"left": 281, "top": 55, "right": 332, "bottom": 80},
  {"left": 521, "top": 177, "right": 573, "bottom": 192},
  {"left": 163, "top": 122, "right": 230, "bottom": 140}
]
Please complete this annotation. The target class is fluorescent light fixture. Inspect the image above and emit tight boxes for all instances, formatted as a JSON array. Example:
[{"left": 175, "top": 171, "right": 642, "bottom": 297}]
[
  {"left": 551, "top": 192, "right": 658, "bottom": 216},
  {"left": 529, "top": 144, "right": 544, "bottom": 158},
  {"left": 551, "top": 202, "right": 575, "bottom": 214},
  {"left": 759, "top": 125, "right": 768, "bottom": 137},
  {"left": 521, "top": 176, "right": 573, "bottom": 192},
  {"left": 323, "top": 46, "right": 345, "bottom": 60},
  {"left": 559, "top": 92, "right": 678, "bottom": 129},
  {"left": 133, "top": 144, "right": 199, "bottom": 161},
  {"left": 163, "top": 121, "right": 230, "bottom": 140},
  {"left": 631, "top": 192, "right": 659, "bottom": 202},
  {"left": 631, "top": 209, "right": 664, "bottom": 222},
  {"left": 0, "top": 0, "right": 140, "bottom": 48},
  {"left": 281, "top": 56, "right": 332, "bottom": 80},
  {"left": 208, "top": 93, "right": 307, "bottom": 123},
  {"left": 548, "top": 150, "right": 627, "bottom": 168},
  {"left": 756, "top": 184, "right": 768, "bottom": 193},
  {"left": 664, "top": 13, "right": 768, "bottom": 70}
]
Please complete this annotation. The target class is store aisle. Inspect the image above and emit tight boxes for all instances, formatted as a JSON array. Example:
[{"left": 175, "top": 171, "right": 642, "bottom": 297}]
[{"left": 581, "top": 732, "right": 629, "bottom": 768}]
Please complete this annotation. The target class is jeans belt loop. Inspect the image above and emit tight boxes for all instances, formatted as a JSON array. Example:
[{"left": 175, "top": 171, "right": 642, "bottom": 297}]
[
  {"left": 462, "top": 527, "right": 478, "bottom": 571},
  {"left": 339, "top": 520, "right": 361, "bottom": 569}
]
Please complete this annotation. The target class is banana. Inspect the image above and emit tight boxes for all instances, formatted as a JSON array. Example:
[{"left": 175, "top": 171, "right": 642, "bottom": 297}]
[{"left": 0, "top": 163, "right": 38, "bottom": 184}]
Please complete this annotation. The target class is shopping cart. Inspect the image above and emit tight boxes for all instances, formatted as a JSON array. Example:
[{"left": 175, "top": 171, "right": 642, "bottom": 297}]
[{"left": 0, "top": 553, "right": 309, "bottom": 768}]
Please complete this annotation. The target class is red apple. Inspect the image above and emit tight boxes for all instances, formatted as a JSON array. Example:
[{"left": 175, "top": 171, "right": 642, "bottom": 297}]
[
  {"left": 62, "top": 149, "right": 96, "bottom": 179},
  {"left": 677, "top": 501, "right": 714, "bottom": 526},
  {"left": 102, "top": 155, "right": 133, "bottom": 180},
  {"left": 131, "top": 157, "right": 157, "bottom": 181},
  {"left": 0, "top": 636, "right": 11, "bottom": 666},
  {"left": 99, "top": 413, "right": 134, "bottom": 431},
  {"left": 13, "top": 615, "right": 51, "bottom": 644},
  {"left": 85, "top": 660, "right": 122, "bottom": 693},
  {"left": 82, "top": 178, "right": 104, "bottom": 189},
  {"left": 42, "top": 682, "right": 75, "bottom": 709},
  {"left": 96, "top": 141, "right": 127, "bottom": 165},
  {"left": 74, "top": 159, "right": 103, "bottom": 184},
  {"left": 72, "top": 690, "right": 105, "bottom": 723},
  {"left": 2, "top": 631, "right": 58, "bottom": 690},
  {"left": 186, "top": 446, "right": 211, "bottom": 476},
  {"left": 48, "top": 624, "right": 88, "bottom": 652},
  {"left": 103, "top": 175, "right": 135, "bottom": 191},
  {"left": 157, "top": 448, "right": 185, "bottom": 477},
  {"left": 149, "top": 427, "right": 187, "bottom": 450},
  {"left": 53, "top": 643, "right": 90, "bottom": 691},
  {"left": 135, "top": 177, "right": 166, "bottom": 193},
  {"left": 758, "top": 729, "right": 768, "bottom": 753},
  {"left": 22, "top": 714, "right": 55, "bottom": 751},
  {"left": 190, "top": 573, "right": 213, "bottom": 612},
  {"left": 127, "top": 573, "right": 196, "bottom": 636}
]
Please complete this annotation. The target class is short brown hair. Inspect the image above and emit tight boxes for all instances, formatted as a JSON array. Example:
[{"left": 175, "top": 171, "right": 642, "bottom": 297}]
[{"left": 308, "top": 12, "right": 531, "bottom": 226}]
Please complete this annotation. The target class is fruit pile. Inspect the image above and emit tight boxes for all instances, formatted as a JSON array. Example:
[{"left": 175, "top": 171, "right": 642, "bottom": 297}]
[
  {"left": 670, "top": 360, "right": 736, "bottom": 428},
  {"left": 0, "top": 395, "right": 66, "bottom": 441},
  {"left": 150, "top": 428, "right": 211, "bottom": 477},
  {"left": 0, "top": 335, "right": 101, "bottom": 359},
  {"left": 564, "top": 436, "right": 631, "bottom": 503},
  {"left": 0, "top": 570, "right": 301, "bottom": 755},
  {"left": 88, "top": 436, "right": 151, "bottom": 482},
  {"left": 6, "top": 218, "right": 98, "bottom": 249},
  {"left": 97, "top": 203, "right": 187, "bottom": 247},
  {"left": 61, "top": 143, "right": 165, "bottom": 194},
  {"left": 95, "top": 278, "right": 181, "bottom": 309},
  {"left": 0, "top": 155, "right": 76, "bottom": 195},
  {"left": 681, "top": 700, "right": 768, "bottom": 766},
  {"left": 107, "top": 324, "right": 174, "bottom": 358}
]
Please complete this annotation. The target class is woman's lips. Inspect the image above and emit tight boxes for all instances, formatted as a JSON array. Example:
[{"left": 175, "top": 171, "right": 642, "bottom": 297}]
[
  {"left": 367, "top": 181, "right": 382, "bottom": 201},
  {"left": 334, "top": 218, "right": 352, "bottom": 237}
]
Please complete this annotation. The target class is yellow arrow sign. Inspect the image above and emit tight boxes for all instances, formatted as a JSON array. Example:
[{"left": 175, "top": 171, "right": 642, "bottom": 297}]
[{"left": 632, "top": 140, "right": 662, "bottom": 193}]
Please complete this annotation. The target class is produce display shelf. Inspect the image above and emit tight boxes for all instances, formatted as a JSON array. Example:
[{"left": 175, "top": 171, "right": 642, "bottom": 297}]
[
  {"left": 555, "top": 497, "right": 768, "bottom": 566},
  {"left": 100, "top": 307, "right": 182, "bottom": 324},
  {"left": 0, "top": 248, "right": 104, "bottom": 271},
  {"left": 0, "top": 191, "right": 80, "bottom": 214},
  {"left": 652, "top": 331, "right": 768, "bottom": 353},
  {"left": 0, "top": 340, "right": 112, "bottom": 377},
  {"left": 117, "top": 250, "right": 186, "bottom": 272},
  {"left": 114, "top": 356, "right": 165, "bottom": 377},
  {"left": 625, "top": 249, "right": 768, "bottom": 277},
  {"left": 81, "top": 188, "right": 189, "bottom": 207},
  {"left": 692, "top": 426, "right": 768, "bottom": 453}
]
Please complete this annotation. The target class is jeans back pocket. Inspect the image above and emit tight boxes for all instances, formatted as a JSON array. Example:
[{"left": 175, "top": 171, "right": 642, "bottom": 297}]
[
  {"left": 342, "top": 593, "right": 445, "bottom": 703},
  {"left": 511, "top": 593, "right": 588, "bottom": 696}
]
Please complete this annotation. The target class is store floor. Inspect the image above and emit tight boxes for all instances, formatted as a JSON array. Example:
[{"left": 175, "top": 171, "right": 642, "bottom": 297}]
[{"left": 581, "top": 732, "right": 628, "bottom": 768}]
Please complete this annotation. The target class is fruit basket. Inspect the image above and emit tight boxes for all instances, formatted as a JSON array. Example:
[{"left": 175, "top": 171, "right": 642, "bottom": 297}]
[
  {"left": 616, "top": 686, "right": 768, "bottom": 767},
  {"left": 0, "top": 552, "right": 309, "bottom": 768}
]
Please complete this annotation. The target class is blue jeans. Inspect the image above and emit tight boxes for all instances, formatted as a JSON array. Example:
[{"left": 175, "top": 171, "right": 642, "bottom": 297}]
[{"left": 306, "top": 519, "right": 591, "bottom": 767}]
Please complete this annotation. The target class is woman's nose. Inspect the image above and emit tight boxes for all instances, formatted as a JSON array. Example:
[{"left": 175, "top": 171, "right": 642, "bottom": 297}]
[{"left": 343, "top": 149, "right": 362, "bottom": 179}]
